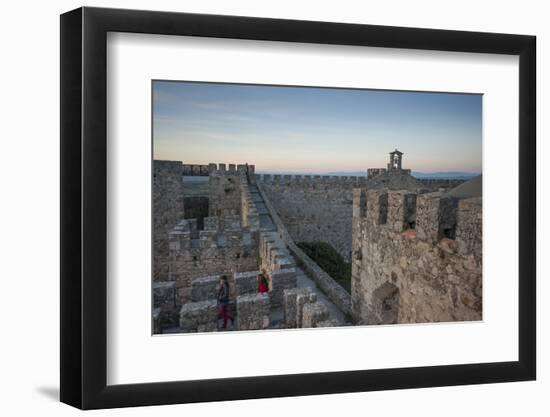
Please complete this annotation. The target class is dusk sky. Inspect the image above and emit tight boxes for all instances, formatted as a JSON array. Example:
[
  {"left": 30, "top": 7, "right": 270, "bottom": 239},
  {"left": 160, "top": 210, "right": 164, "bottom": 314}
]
[{"left": 153, "top": 81, "right": 482, "bottom": 174}]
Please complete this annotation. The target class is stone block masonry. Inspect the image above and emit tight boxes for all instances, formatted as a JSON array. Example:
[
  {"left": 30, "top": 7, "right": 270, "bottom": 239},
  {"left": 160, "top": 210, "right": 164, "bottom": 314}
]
[
  {"left": 236, "top": 293, "right": 270, "bottom": 330},
  {"left": 234, "top": 271, "right": 259, "bottom": 296},
  {"left": 270, "top": 268, "right": 297, "bottom": 307},
  {"left": 259, "top": 231, "right": 296, "bottom": 274},
  {"left": 351, "top": 188, "right": 482, "bottom": 325},
  {"left": 283, "top": 287, "right": 317, "bottom": 328},
  {"left": 153, "top": 281, "right": 176, "bottom": 312},
  {"left": 166, "top": 163, "right": 261, "bottom": 304},
  {"left": 190, "top": 275, "right": 219, "bottom": 302},
  {"left": 167, "top": 217, "right": 259, "bottom": 303},
  {"left": 256, "top": 183, "right": 352, "bottom": 316},
  {"left": 153, "top": 160, "right": 185, "bottom": 281},
  {"left": 257, "top": 169, "right": 424, "bottom": 262},
  {"left": 153, "top": 308, "right": 161, "bottom": 334},
  {"left": 302, "top": 301, "right": 330, "bottom": 328},
  {"left": 153, "top": 281, "right": 177, "bottom": 332},
  {"left": 179, "top": 299, "right": 218, "bottom": 332},
  {"left": 455, "top": 197, "right": 482, "bottom": 256},
  {"left": 315, "top": 319, "right": 341, "bottom": 327},
  {"left": 208, "top": 163, "right": 255, "bottom": 218},
  {"left": 259, "top": 176, "right": 358, "bottom": 260},
  {"left": 258, "top": 232, "right": 298, "bottom": 306}
]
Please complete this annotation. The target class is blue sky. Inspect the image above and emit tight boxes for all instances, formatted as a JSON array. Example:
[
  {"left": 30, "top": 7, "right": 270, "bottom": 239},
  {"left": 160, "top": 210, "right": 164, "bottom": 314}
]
[{"left": 153, "top": 81, "right": 482, "bottom": 174}]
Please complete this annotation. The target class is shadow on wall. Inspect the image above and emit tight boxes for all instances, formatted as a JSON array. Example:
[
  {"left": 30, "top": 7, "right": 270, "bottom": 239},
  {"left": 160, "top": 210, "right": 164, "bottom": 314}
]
[{"left": 372, "top": 281, "right": 400, "bottom": 324}]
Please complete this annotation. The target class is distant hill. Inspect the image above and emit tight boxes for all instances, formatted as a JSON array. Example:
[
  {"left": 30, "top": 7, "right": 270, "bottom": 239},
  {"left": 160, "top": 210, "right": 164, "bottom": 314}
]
[
  {"left": 411, "top": 171, "right": 480, "bottom": 180},
  {"left": 325, "top": 171, "right": 480, "bottom": 180},
  {"left": 257, "top": 170, "right": 481, "bottom": 180}
]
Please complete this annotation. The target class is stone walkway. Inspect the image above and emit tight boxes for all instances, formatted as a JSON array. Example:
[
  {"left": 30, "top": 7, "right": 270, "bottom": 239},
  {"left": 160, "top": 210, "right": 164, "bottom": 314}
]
[
  {"left": 163, "top": 179, "right": 348, "bottom": 334},
  {"left": 162, "top": 266, "right": 347, "bottom": 334},
  {"left": 248, "top": 183, "right": 277, "bottom": 232},
  {"left": 295, "top": 266, "right": 347, "bottom": 324},
  {"left": 219, "top": 266, "right": 346, "bottom": 332},
  {"left": 250, "top": 180, "right": 348, "bottom": 325}
]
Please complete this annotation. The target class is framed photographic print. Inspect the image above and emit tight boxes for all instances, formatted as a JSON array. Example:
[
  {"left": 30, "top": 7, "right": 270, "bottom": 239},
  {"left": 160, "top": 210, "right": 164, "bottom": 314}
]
[{"left": 60, "top": 6, "right": 536, "bottom": 410}]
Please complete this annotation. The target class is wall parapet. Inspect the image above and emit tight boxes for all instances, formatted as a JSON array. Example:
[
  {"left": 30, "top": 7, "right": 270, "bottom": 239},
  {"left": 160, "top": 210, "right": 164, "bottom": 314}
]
[
  {"left": 207, "top": 162, "right": 255, "bottom": 177},
  {"left": 256, "top": 173, "right": 368, "bottom": 187},
  {"left": 179, "top": 300, "right": 218, "bottom": 332},
  {"left": 182, "top": 164, "right": 209, "bottom": 176},
  {"left": 168, "top": 217, "right": 258, "bottom": 252},
  {"left": 351, "top": 187, "right": 482, "bottom": 325},
  {"left": 352, "top": 188, "right": 481, "bottom": 249},
  {"left": 190, "top": 275, "right": 219, "bottom": 302},
  {"left": 236, "top": 293, "right": 270, "bottom": 330},
  {"left": 239, "top": 178, "right": 260, "bottom": 229},
  {"left": 256, "top": 182, "right": 352, "bottom": 316}
]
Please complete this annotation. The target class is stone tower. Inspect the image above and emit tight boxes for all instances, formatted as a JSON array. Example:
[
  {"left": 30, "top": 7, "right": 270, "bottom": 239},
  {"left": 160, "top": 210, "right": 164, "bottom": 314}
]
[{"left": 388, "top": 149, "right": 404, "bottom": 171}]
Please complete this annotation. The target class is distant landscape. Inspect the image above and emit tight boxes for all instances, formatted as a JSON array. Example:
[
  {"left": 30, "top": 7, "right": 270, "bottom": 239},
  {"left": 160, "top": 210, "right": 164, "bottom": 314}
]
[
  {"left": 182, "top": 176, "right": 209, "bottom": 197},
  {"left": 255, "top": 171, "right": 480, "bottom": 180}
]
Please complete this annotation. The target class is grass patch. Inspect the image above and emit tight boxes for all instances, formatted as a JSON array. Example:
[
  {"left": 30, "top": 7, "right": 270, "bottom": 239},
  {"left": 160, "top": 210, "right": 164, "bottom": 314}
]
[{"left": 297, "top": 241, "right": 351, "bottom": 293}]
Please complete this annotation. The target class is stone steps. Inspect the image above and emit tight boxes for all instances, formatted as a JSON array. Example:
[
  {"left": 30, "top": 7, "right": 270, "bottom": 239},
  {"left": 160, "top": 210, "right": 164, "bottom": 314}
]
[{"left": 248, "top": 183, "right": 277, "bottom": 231}]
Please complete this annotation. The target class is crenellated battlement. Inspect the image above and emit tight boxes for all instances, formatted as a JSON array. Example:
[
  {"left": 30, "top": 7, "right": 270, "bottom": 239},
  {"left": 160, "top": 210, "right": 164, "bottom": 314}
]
[
  {"left": 153, "top": 160, "right": 185, "bottom": 281},
  {"left": 256, "top": 173, "right": 368, "bottom": 187},
  {"left": 351, "top": 184, "right": 482, "bottom": 325},
  {"left": 259, "top": 231, "right": 296, "bottom": 273},
  {"left": 367, "top": 168, "right": 386, "bottom": 177},
  {"left": 258, "top": 231, "right": 297, "bottom": 306},
  {"left": 168, "top": 216, "right": 258, "bottom": 252},
  {"left": 155, "top": 159, "right": 185, "bottom": 175},
  {"left": 182, "top": 164, "right": 210, "bottom": 176},
  {"left": 352, "top": 188, "right": 482, "bottom": 249},
  {"left": 239, "top": 178, "right": 260, "bottom": 229},
  {"left": 207, "top": 162, "right": 255, "bottom": 177},
  {"left": 157, "top": 160, "right": 257, "bottom": 178}
]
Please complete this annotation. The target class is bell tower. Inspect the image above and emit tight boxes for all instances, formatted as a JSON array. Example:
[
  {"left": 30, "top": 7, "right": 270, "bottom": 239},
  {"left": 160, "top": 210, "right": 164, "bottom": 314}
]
[{"left": 388, "top": 149, "right": 404, "bottom": 171}]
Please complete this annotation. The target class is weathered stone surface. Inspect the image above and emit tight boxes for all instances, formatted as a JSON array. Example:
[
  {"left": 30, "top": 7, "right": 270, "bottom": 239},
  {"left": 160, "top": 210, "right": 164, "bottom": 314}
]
[
  {"left": 156, "top": 155, "right": 474, "bottom": 333},
  {"left": 153, "top": 281, "right": 176, "bottom": 311},
  {"left": 167, "top": 217, "right": 259, "bottom": 301},
  {"left": 257, "top": 194, "right": 352, "bottom": 316},
  {"left": 259, "top": 164, "right": 423, "bottom": 261},
  {"left": 283, "top": 287, "right": 317, "bottom": 328},
  {"left": 153, "top": 307, "right": 161, "bottom": 334},
  {"left": 351, "top": 186, "right": 482, "bottom": 325},
  {"left": 456, "top": 197, "right": 482, "bottom": 256},
  {"left": 153, "top": 160, "right": 185, "bottom": 281},
  {"left": 162, "top": 164, "right": 259, "bottom": 303},
  {"left": 316, "top": 318, "right": 341, "bottom": 328},
  {"left": 179, "top": 300, "right": 218, "bottom": 332},
  {"left": 190, "top": 275, "right": 219, "bottom": 302},
  {"left": 302, "top": 301, "right": 330, "bottom": 328},
  {"left": 234, "top": 270, "right": 259, "bottom": 296},
  {"left": 236, "top": 293, "right": 270, "bottom": 330},
  {"left": 270, "top": 267, "right": 297, "bottom": 307},
  {"left": 153, "top": 281, "right": 178, "bottom": 332}
]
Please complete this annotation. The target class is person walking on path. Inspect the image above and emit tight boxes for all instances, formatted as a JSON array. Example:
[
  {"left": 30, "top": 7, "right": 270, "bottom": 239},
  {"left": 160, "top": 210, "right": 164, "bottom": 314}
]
[{"left": 217, "top": 275, "right": 233, "bottom": 329}]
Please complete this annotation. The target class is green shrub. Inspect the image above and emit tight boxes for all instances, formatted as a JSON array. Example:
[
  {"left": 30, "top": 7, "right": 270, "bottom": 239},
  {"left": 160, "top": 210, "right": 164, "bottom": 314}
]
[{"left": 297, "top": 241, "right": 351, "bottom": 293}]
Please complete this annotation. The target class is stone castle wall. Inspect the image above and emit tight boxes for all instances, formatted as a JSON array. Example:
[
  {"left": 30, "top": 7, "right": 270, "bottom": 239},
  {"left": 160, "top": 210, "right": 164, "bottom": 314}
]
[
  {"left": 168, "top": 216, "right": 260, "bottom": 303},
  {"left": 257, "top": 174, "right": 366, "bottom": 260},
  {"left": 418, "top": 178, "right": 466, "bottom": 191},
  {"left": 153, "top": 160, "right": 185, "bottom": 281},
  {"left": 166, "top": 164, "right": 261, "bottom": 303},
  {"left": 256, "top": 181, "right": 352, "bottom": 315},
  {"left": 351, "top": 188, "right": 482, "bottom": 324},
  {"left": 208, "top": 163, "right": 255, "bottom": 217}
]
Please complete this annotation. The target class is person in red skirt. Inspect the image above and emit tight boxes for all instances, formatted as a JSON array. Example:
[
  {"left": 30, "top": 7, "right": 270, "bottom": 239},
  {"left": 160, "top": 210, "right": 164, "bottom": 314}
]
[
  {"left": 217, "top": 275, "right": 233, "bottom": 329},
  {"left": 257, "top": 272, "right": 269, "bottom": 294}
]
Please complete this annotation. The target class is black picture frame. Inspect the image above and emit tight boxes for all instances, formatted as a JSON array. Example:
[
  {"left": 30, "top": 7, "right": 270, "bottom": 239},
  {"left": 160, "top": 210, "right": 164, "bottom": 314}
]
[{"left": 60, "top": 6, "right": 536, "bottom": 410}]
